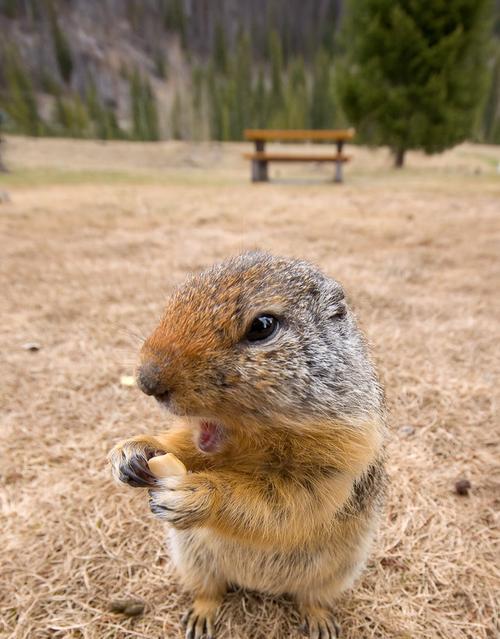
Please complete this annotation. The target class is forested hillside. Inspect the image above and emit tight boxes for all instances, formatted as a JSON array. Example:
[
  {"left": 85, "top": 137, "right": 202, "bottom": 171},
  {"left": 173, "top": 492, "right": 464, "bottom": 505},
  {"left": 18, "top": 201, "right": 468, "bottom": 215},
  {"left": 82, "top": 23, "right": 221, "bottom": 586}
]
[{"left": 0, "top": 0, "right": 499, "bottom": 143}]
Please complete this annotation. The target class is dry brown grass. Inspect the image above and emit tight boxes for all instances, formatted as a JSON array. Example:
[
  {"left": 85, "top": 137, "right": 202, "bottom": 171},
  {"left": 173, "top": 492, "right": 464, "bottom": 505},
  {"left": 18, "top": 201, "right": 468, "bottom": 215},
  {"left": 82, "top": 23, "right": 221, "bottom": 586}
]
[{"left": 1, "top": 136, "right": 499, "bottom": 639}]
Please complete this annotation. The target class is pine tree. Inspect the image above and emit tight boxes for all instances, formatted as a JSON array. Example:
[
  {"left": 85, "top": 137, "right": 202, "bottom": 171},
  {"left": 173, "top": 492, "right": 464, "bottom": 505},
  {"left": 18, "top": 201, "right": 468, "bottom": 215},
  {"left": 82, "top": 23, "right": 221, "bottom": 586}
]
[
  {"left": 213, "top": 22, "right": 228, "bottom": 74},
  {"left": 129, "top": 70, "right": 142, "bottom": 139},
  {"left": 221, "top": 100, "right": 231, "bottom": 141},
  {"left": 129, "top": 70, "right": 160, "bottom": 141},
  {"left": 231, "top": 32, "right": 252, "bottom": 139},
  {"left": 154, "top": 48, "right": 168, "bottom": 79},
  {"left": 0, "top": 0, "right": 18, "bottom": 19},
  {"left": 311, "top": 49, "right": 335, "bottom": 129},
  {"left": 337, "top": 0, "right": 493, "bottom": 167},
  {"left": 39, "top": 70, "right": 60, "bottom": 95},
  {"left": 103, "top": 108, "right": 123, "bottom": 140},
  {"left": 252, "top": 67, "right": 268, "bottom": 128},
  {"left": 164, "top": 0, "right": 187, "bottom": 49},
  {"left": 192, "top": 66, "right": 204, "bottom": 115},
  {"left": 86, "top": 82, "right": 124, "bottom": 140},
  {"left": 482, "top": 45, "right": 500, "bottom": 142},
  {"left": 48, "top": 1, "right": 73, "bottom": 84},
  {"left": 143, "top": 80, "right": 159, "bottom": 140},
  {"left": 171, "top": 92, "right": 183, "bottom": 139},
  {"left": 321, "top": 1, "right": 340, "bottom": 56},
  {"left": 268, "top": 30, "right": 284, "bottom": 115},
  {"left": 286, "top": 57, "right": 309, "bottom": 128},
  {"left": 191, "top": 65, "right": 207, "bottom": 140},
  {"left": 53, "top": 94, "right": 89, "bottom": 138},
  {"left": 86, "top": 81, "right": 105, "bottom": 137},
  {"left": 1, "top": 47, "right": 42, "bottom": 136},
  {"left": 206, "top": 63, "right": 224, "bottom": 140},
  {"left": 222, "top": 76, "right": 237, "bottom": 140},
  {"left": 0, "top": 110, "right": 7, "bottom": 172}
]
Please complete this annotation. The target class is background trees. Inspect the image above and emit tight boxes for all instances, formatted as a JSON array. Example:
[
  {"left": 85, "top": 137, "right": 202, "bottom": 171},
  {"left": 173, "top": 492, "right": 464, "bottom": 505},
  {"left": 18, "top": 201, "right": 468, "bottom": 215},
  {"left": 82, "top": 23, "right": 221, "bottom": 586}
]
[
  {"left": 0, "top": 0, "right": 498, "bottom": 154},
  {"left": 337, "top": 0, "right": 493, "bottom": 166}
]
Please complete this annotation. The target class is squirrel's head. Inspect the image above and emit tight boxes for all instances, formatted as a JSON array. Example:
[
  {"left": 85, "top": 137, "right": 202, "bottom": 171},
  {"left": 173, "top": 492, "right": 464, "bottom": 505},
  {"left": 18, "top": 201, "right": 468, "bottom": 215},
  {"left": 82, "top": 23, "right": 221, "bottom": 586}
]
[{"left": 137, "top": 252, "right": 381, "bottom": 430}]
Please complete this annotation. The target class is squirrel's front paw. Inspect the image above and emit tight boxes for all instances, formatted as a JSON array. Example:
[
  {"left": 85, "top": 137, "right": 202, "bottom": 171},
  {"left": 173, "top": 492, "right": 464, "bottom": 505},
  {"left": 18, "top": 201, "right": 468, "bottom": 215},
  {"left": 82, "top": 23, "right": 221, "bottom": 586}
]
[
  {"left": 148, "top": 475, "right": 215, "bottom": 529},
  {"left": 108, "top": 439, "right": 163, "bottom": 488}
]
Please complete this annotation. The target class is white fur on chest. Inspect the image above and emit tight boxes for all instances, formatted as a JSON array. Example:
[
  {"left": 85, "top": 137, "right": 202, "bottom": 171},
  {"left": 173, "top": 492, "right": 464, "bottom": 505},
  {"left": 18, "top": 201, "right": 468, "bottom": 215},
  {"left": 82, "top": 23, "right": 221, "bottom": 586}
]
[{"left": 166, "top": 525, "right": 362, "bottom": 597}]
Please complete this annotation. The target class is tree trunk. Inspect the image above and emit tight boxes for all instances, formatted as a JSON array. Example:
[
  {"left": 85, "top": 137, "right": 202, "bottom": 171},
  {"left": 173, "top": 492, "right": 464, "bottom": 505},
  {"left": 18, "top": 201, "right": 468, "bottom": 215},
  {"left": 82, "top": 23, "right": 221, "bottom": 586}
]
[
  {"left": 393, "top": 148, "right": 405, "bottom": 168},
  {"left": 0, "top": 137, "right": 7, "bottom": 173}
]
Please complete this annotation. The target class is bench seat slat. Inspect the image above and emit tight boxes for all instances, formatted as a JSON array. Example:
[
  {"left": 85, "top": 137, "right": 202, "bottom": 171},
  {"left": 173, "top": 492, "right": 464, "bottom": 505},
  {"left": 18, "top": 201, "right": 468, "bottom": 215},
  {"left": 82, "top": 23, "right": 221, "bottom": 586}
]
[
  {"left": 243, "top": 152, "right": 351, "bottom": 162},
  {"left": 244, "top": 128, "right": 355, "bottom": 142}
]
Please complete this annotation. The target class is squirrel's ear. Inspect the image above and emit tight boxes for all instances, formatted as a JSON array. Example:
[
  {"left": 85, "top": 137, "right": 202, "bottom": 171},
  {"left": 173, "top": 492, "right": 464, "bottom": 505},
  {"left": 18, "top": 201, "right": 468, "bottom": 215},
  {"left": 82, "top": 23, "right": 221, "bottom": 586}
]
[
  {"left": 330, "top": 299, "right": 347, "bottom": 319},
  {"left": 322, "top": 279, "right": 347, "bottom": 319}
]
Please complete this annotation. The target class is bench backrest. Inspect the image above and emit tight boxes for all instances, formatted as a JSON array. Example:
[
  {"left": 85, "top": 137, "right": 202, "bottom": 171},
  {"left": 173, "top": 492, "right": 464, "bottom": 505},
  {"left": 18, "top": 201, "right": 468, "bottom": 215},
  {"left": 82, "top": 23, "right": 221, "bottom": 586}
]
[{"left": 244, "top": 128, "right": 355, "bottom": 142}]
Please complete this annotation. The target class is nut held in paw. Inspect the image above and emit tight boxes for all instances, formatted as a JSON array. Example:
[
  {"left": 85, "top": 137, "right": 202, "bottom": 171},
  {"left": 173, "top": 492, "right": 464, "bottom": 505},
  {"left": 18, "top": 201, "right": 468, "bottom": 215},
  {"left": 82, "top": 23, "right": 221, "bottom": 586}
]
[{"left": 147, "top": 452, "right": 187, "bottom": 477}]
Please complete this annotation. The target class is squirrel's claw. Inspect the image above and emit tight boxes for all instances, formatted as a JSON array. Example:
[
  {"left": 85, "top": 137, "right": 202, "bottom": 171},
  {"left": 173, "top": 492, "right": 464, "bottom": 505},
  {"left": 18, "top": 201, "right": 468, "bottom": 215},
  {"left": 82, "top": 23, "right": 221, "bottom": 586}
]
[
  {"left": 119, "top": 454, "right": 158, "bottom": 487},
  {"left": 109, "top": 441, "right": 160, "bottom": 488},
  {"left": 148, "top": 475, "right": 215, "bottom": 529},
  {"left": 182, "top": 605, "right": 215, "bottom": 639},
  {"left": 148, "top": 477, "right": 190, "bottom": 524},
  {"left": 301, "top": 610, "right": 340, "bottom": 639}
]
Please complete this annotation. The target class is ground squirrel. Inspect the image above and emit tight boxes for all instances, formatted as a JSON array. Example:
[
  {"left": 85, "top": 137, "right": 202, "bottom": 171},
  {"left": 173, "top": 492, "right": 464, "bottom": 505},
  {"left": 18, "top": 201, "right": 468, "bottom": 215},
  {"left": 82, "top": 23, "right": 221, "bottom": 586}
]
[{"left": 109, "top": 251, "right": 387, "bottom": 639}]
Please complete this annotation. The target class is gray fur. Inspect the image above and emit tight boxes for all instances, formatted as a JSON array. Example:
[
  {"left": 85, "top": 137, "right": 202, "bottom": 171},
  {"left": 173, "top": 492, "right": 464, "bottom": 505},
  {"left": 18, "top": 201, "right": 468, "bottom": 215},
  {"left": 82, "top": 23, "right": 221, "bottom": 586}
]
[{"left": 169, "top": 250, "right": 384, "bottom": 425}]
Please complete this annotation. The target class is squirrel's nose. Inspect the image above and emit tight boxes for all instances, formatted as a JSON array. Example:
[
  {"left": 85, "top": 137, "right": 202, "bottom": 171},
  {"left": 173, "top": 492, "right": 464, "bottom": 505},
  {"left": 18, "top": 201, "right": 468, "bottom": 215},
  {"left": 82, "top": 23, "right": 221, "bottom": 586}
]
[{"left": 137, "top": 362, "right": 170, "bottom": 398}]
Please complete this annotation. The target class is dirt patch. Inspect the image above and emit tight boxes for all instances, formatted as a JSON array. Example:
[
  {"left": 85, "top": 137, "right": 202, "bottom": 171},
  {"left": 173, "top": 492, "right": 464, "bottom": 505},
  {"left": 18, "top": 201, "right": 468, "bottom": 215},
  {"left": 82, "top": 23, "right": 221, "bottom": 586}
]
[{"left": 1, "top": 137, "right": 499, "bottom": 639}]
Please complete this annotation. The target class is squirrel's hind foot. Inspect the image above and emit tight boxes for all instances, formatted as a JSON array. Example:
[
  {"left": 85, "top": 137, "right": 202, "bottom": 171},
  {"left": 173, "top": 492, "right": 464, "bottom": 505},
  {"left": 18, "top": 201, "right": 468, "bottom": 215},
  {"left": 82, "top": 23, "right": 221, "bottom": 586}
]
[
  {"left": 300, "top": 605, "right": 340, "bottom": 639},
  {"left": 182, "top": 594, "right": 221, "bottom": 639}
]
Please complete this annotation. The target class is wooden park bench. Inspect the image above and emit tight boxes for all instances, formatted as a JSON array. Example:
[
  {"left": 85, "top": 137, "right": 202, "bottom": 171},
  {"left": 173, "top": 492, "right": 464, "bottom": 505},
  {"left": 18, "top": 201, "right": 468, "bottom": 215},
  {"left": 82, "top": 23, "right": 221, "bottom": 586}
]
[{"left": 244, "top": 128, "right": 355, "bottom": 183}]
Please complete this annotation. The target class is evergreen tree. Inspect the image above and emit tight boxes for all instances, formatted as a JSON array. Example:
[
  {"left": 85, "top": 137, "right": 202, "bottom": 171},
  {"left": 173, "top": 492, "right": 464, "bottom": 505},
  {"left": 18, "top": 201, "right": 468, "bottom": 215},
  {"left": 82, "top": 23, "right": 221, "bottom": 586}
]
[
  {"left": 286, "top": 57, "right": 309, "bottom": 128},
  {"left": 252, "top": 67, "right": 268, "bottom": 128},
  {"left": 206, "top": 63, "right": 224, "bottom": 140},
  {"left": 191, "top": 65, "right": 207, "bottom": 140},
  {"left": 0, "top": 110, "right": 7, "bottom": 172},
  {"left": 1, "top": 47, "right": 41, "bottom": 135},
  {"left": 321, "top": 1, "right": 341, "bottom": 56},
  {"left": 126, "top": 0, "right": 145, "bottom": 31},
  {"left": 483, "top": 44, "right": 500, "bottom": 142},
  {"left": 164, "top": 0, "right": 187, "bottom": 48},
  {"left": 268, "top": 30, "right": 284, "bottom": 114},
  {"left": 171, "top": 92, "right": 183, "bottom": 139},
  {"left": 86, "top": 82, "right": 124, "bottom": 140},
  {"left": 192, "top": 65, "right": 204, "bottom": 115},
  {"left": 104, "top": 108, "right": 123, "bottom": 140},
  {"left": 130, "top": 70, "right": 142, "bottom": 139},
  {"left": 338, "top": 0, "right": 493, "bottom": 167},
  {"left": 224, "top": 75, "right": 238, "bottom": 140},
  {"left": 48, "top": 1, "right": 73, "bottom": 84},
  {"left": 311, "top": 49, "right": 335, "bottom": 129},
  {"left": 213, "top": 22, "right": 228, "bottom": 74},
  {"left": 0, "top": 0, "right": 18, "bottom": 19},
  {"left": 221, "top": 100, "right": 231, "bottom": 141},
  {"left": 39, "top": 70, "right": 60, "bottom": 95},
  {"left": 53, "top": 94, "right": 89, "bottom": 137},
  {"left": 154, "top": 48, "right": 168, "bottom": 79},
  {"left": 86, "top": 81, "right": 106, "bottom": 137},
  {"left": 143, "top": 80, "right": 159, "bottom": 140},
  {"left": 129, "top": 70, "right": 159, "bottom": 141},
  {"left": 231, "top": 32, "right": 253, "bottom": 139},
  {"left": 281, "top": 12, "right": 292, "bottom": 65}
]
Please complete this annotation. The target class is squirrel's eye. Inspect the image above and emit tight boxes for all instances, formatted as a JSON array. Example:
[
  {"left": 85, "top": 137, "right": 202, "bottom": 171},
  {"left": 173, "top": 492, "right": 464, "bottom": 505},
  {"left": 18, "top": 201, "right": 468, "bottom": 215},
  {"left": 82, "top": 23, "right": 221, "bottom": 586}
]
[{"left": 245, "top": 315, "right": 279, "bottom": 342}]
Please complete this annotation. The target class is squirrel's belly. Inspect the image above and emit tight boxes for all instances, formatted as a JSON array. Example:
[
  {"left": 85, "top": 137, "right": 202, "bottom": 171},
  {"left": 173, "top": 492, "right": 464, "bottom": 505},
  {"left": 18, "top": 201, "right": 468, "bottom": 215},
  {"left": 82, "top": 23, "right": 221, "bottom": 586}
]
[{"left": 167, "top": 527, "right": 346, "bottom": 595}]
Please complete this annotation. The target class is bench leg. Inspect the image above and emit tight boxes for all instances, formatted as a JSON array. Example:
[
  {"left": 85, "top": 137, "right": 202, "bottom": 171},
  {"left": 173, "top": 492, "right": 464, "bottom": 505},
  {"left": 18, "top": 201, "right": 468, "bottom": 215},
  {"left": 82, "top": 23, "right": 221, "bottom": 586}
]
[
  {"left": 252, "top": 160, "right": 268, "bottom": 182},
  {"left": 334, "top": 161, "right": 343, "bottom": 183}
]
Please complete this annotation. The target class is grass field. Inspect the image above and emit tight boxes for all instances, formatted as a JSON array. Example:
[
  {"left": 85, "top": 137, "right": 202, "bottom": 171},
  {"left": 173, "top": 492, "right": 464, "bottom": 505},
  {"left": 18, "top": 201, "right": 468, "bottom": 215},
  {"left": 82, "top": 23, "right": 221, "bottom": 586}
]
[{"left": 1, "top": 136, "right": 499, "bottom": 639}]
